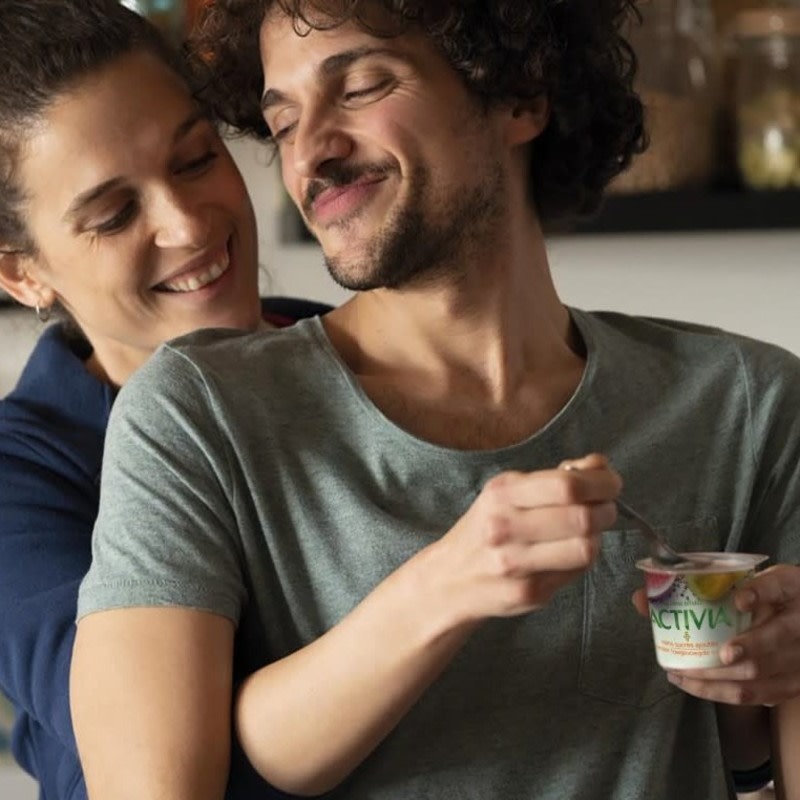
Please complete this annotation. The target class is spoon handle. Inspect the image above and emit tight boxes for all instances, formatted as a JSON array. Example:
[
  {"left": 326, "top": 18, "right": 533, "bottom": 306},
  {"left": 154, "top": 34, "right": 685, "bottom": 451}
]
[
  {"left": 560, "top": 463, "right": 695, "bottom": 567},
  {"left": 615, "top": 497, "right": 685, "bottom": 566}
]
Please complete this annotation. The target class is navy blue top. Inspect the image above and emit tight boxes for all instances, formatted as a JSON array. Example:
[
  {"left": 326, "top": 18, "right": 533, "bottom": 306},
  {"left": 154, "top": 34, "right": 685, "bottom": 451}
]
[{"left": 0, "top": 298, "right": 330, "bottom": 800}]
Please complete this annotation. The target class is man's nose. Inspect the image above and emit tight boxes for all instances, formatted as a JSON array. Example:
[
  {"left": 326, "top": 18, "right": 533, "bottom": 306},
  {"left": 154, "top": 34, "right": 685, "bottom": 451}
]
[{"left": 291, "top": 110, "right": 354, "bottom": 178}]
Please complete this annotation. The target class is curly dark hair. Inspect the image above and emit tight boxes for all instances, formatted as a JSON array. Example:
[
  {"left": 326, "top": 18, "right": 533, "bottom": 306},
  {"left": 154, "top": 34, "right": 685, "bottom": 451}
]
[
  {"left": 0, "top": 0, "right": 186, "bottom": 254},
  {"left": 191, "top": 0, "right": 645, "bottom": 226}
]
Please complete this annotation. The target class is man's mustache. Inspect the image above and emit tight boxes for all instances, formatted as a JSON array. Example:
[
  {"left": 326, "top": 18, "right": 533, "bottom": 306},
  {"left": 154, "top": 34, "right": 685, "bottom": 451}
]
[{"left": 303, "top": 162, "right": 396, "bottom": 214}]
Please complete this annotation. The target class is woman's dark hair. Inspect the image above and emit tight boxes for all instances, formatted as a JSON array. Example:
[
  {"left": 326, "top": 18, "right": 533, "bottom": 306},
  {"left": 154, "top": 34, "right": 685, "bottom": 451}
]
[
  {"left": 190, "top": 0, "right": 645, "bottom": 228},
  {"left": 0, "top": 0, "right": 186, "bottom": 254}
]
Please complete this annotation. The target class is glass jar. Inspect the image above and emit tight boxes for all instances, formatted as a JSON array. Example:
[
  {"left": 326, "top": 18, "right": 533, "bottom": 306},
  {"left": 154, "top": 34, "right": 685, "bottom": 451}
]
[
  {"left": 733, "top": 8, "right": 800, "bottom": 189},
  {"left": 712, "top": 0, "right": 768, "bottom": 36},
  {"left": 611, "top": 0, "right": 719, "bottom": 193}
]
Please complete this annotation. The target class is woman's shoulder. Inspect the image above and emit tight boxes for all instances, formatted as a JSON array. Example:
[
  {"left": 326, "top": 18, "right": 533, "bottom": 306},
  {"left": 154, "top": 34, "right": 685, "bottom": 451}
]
[
  {"left": 260, "top": 295, "right": 333, "bottom": 327},
  {"left": 4, "top": 324, "right": 86, "bottom": 400},
  {"left": 1, "top": 324, "right": 111, "bottom": 475}
]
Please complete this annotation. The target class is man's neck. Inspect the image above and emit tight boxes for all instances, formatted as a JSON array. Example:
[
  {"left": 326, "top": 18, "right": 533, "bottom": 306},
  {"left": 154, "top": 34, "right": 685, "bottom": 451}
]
[{"left": 322, "top": 236, "right": 586, "bottom": 450}]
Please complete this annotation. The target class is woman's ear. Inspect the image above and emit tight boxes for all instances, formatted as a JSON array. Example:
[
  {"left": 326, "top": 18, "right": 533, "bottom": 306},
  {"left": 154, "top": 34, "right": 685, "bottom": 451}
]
[
  {"left": 506, "top": 93, "right": 550, "bottom": 146},
  {"left": 0, "top": 249, "right": 55, "bottom": 310}
]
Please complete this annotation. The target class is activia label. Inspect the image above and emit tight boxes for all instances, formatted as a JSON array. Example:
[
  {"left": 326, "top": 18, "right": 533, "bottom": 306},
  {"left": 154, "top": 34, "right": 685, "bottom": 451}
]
[{"left": 644, "top": 569, "right": 752, "bottom": 669}]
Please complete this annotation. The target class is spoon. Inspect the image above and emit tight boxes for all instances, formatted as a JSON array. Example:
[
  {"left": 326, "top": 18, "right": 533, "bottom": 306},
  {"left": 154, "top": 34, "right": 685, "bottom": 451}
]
[
  {"left": 561, "top": 465, "right": 710, "bottom": 569},
  {"left": 614, "top": 497, "right": 710, "bottom": 569}
]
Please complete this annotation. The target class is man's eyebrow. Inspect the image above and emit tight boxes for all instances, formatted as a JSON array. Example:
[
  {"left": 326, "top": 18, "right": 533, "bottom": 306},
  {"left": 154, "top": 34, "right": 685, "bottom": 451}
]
[
  {"left": 260, "top": 45, "right": 406, "bottom": 111},
  {"left": 171, "top": 109, "right": 207, "bottom": 145},
  {"left": 64, "top": 111, "right": 207, "bottom": 221}
]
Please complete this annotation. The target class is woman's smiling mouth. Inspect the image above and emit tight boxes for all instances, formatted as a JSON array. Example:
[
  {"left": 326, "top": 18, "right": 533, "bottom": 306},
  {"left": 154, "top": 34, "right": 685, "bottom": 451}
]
[{"left": 155, "top": 246, "right": 231, "bottom": 293}]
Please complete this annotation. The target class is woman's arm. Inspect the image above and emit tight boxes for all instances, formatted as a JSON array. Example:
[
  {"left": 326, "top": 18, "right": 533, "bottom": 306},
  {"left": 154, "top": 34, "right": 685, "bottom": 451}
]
[
  {"left": 772, "top": 695, "right": 800, "bottom": 799},
  {"left": 0, "top": 517, "right": 85, "bottom": 749},
  {"left": 715, "top": 704, "right": 771, "bottom": 773},
  {"left": 68, "top": 346, "right": 250, "bottom": 799},
  {"left": 71, "top": 607, "right": 234, "bottom": 800},
  {"left": 0, "top": 408, "right": 101, "bottom": 800}
]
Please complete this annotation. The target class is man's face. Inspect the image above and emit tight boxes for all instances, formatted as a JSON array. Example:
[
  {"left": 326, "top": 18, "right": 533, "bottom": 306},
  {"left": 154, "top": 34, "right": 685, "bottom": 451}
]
[{"left": 259, "top": 11, "right": 510, "bottom": 291}]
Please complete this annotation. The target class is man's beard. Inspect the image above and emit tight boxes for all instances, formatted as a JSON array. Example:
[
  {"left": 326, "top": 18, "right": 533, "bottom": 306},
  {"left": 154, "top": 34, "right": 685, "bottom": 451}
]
[{"left": 305, "top": 161, "right": 506, "bottom": 292}]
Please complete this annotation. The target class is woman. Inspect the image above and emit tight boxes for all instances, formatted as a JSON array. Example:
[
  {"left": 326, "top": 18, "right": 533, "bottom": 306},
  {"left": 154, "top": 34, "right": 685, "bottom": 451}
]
[{"left": 0, "top": 2, "right": 327, "bottom": 798}]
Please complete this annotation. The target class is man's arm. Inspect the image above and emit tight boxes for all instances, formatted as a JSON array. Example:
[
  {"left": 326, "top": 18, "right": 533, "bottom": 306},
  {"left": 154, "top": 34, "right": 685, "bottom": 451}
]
[
  {"left": 235, "top": 456, "right": 620, "bottom": 795},
  {"left": 71, "top": 607, "right": 234, "bottom": 800}
]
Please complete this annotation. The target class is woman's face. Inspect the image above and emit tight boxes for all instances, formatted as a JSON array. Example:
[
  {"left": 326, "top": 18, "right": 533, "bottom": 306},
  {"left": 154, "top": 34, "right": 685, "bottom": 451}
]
[{"left": 11, "top": 49, "right": 262, "bottom": 382}]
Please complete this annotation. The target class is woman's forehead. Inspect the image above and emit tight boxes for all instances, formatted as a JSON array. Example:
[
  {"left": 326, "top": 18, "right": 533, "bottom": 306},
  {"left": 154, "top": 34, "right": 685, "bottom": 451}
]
[{"left": 19, "top": 52, "right": 195, "bottom": 201}]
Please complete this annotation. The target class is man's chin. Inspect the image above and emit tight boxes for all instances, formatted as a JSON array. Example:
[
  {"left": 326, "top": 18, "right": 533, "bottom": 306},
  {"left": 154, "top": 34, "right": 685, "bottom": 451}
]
[{"left": 323, "top": 256, "right": 376, "bottom": 292}]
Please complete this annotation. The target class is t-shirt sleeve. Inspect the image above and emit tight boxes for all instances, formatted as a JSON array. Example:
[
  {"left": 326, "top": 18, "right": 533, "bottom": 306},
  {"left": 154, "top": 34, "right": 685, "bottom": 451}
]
[
  {"left": 737, "top": 337, "right": 800, "bottom": 564},
  {"left": 77, "top": 344, "right": 247, "bottom": 623}
]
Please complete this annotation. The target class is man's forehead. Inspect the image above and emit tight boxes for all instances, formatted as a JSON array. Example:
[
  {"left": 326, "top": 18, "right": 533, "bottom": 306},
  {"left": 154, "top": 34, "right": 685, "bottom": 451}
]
[
  {"left": 260, "top": 11, "right": 408, "bottom": 68},
  {"left": 260, "top": 1, "right": 408, "bottom": 42}
]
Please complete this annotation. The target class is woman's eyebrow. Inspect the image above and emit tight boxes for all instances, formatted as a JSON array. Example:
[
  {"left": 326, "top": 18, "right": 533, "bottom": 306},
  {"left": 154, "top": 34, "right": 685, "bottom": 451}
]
[
  {"left": 64, "top": 177, "right": 126, "bottom": 222},
  {"left": 64, "top": 110, "right": 207, "bottom": 221}
]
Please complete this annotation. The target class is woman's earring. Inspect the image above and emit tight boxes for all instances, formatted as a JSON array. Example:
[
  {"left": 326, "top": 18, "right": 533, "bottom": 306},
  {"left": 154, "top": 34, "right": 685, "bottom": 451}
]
[{"left": 35, "top": 301, "right": 52, "bottom": 323}]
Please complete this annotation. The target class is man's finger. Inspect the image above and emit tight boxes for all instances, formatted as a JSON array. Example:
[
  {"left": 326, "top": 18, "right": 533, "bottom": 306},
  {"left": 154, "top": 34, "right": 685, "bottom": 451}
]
[
  {"left": 667, "top": 670, "right": 800, "bottom": 707},
  {"left": 736, "top": 564, "right": 800, "bottom": 612},
  {"left": 630, "top": 588, "right": 649, "bottom": 617}
]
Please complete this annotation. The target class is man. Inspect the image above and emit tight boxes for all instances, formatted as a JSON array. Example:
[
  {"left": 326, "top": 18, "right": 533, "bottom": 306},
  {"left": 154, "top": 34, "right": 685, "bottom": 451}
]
[{"left": 71, "top": 2, "right": 800, "bottom": 798}]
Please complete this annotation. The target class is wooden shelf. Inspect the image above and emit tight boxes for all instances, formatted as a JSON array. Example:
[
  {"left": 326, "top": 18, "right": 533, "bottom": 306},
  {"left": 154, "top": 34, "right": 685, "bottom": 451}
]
[
  {"left": 570, "top": 189, "right": 800, "bottom": 235},
  {"left": 282, "top": 187, "right": 800, "bottom": 243}
]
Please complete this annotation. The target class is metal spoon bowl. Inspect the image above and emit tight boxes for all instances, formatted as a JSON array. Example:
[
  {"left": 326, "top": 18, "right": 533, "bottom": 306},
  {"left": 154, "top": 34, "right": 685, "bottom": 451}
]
[
  {"left": 614, "top": 497, "right": 711, "bottom": 570},
  {"left": 561, "top": 464, "right": 711, "bottom": 570}
]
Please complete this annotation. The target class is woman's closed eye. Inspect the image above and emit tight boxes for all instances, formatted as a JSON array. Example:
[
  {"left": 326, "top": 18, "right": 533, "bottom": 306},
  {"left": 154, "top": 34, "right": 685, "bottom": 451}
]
[
  {"left": 175, "top": 150, "right": 219, "bottom": 176},
  {"left": 93, "top": 200, "right": 138, "bottom": 236}
]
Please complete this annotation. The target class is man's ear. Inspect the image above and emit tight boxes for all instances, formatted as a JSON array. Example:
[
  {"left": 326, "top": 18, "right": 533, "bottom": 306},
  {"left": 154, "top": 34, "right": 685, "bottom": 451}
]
[
  {"left": 506, "top": 93, "right": 550, "bottom": 146},
  {"left": 0, "top": 249, "right": 55, "bottom": 310}
]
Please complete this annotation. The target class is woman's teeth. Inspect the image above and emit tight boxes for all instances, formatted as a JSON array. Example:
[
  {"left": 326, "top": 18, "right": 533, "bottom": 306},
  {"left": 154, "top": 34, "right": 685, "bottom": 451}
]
[{"left": 160, "top": 254, "right": 230, "bottom": 293}]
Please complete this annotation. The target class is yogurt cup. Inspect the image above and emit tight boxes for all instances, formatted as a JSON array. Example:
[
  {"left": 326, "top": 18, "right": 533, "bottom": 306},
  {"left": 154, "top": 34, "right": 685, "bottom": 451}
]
[{"left": 636, "top": 552, "right": 768, "bottom": 670}]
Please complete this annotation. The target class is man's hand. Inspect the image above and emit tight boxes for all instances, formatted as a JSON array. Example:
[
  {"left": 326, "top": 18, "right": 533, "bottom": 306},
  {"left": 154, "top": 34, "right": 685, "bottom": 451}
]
[
  {"left": 632, "top": 564, "right": 800, "bottom": 706},
  {"left": 433, "top": 453, "right": 621, "bottom": 622}
]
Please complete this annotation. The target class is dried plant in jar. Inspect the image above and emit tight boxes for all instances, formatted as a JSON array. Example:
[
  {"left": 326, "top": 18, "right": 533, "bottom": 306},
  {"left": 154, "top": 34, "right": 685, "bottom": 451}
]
[
  {"left": 733, "top": 9, "right": 800, "bottom": 189},
  {"left": 611, "top": 89, "right": 717, "bottom": 192}
]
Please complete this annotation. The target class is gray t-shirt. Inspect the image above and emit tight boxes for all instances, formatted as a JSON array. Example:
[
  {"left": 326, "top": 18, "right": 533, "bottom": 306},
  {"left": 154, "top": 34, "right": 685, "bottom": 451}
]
[{"left": 79, "top": 308, "right": 800, "bottom": 799}]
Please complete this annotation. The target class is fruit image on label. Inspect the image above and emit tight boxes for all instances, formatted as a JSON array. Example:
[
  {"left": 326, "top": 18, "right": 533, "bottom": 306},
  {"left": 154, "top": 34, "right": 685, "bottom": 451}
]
[
  {"left": 645, "top": 571, "right": 676, "bottom": 601},
  {"left": 686, "top": 571, "right": 748, "bottom": 602}
]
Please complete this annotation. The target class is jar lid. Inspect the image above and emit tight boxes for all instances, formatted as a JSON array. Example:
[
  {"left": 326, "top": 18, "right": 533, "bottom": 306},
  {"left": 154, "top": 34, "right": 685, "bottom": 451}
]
[{"left": 735, "top": 8, "right": 800, "bottom": 38}]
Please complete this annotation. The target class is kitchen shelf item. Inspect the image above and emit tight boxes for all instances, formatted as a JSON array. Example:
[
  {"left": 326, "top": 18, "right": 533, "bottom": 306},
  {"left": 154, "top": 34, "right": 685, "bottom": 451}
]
[{"left": 731, "top": 7, "right": 800, "bottom": 189}]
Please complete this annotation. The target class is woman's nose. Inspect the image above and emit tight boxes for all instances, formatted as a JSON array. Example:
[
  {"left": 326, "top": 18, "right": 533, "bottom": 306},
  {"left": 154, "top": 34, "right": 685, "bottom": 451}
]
[{"left": 153, "top": 188, "right": 210, "bottom": 250}]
